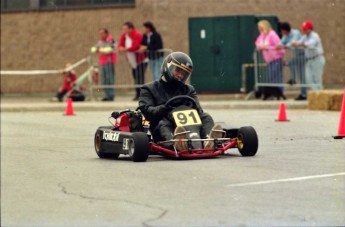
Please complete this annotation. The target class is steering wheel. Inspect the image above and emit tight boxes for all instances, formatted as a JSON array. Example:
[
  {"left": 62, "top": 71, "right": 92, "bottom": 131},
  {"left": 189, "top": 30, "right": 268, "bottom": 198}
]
[{"left": 165, "top": 95, "right": 198, "bottom": 109}]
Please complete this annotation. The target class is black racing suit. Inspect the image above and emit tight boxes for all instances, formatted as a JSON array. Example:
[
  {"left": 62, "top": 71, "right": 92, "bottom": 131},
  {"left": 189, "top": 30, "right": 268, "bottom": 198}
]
[{"left": 138, "top": 79, "right": 214, "bottom": 142}]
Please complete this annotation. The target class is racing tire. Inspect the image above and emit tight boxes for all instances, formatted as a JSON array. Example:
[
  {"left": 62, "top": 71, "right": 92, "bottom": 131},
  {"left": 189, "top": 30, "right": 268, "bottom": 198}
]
[
  {"left": 128, "top": 132, "right": 150, "bottom": 162},
  {"left": 94, "top": 130, "right": 120, "bottom": 159},
  {"left": 237, "top": 126, "right": 258, "bottom": 157}
]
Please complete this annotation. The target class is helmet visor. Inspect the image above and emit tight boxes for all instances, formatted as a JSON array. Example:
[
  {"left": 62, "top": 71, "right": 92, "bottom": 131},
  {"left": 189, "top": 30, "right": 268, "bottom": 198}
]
[{"left": 168, "top": 62, "right": 192, "bottom": 83}]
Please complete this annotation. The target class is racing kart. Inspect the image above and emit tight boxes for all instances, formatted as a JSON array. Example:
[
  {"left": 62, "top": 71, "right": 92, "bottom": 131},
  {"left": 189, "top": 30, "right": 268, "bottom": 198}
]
[{"left": 94, "top": 95, "right": 258, "bottom": 162}]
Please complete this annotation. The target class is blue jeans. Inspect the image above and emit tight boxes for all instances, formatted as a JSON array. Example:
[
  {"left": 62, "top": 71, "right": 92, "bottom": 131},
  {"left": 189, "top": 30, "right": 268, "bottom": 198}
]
[
  {"left": 303, "top": 55, "right": 325, "bottom": 97},
  {"left": 148, "top": 57, "right": 164, "bottom": 81},
  {"left": 268, "top": 58, "right": 283, "bottom": 92},
  {"left": 101, "top": 63, "right": 115, "bottom": 99},
  {"left": 288, "top": 55, "right": 306, "bottom": 96}
]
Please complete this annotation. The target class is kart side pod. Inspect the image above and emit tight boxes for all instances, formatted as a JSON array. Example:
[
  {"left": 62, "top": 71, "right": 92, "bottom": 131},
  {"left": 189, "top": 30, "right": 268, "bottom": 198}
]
[{"left": 111, "top": 110, "right": 143, "bottom": 132}]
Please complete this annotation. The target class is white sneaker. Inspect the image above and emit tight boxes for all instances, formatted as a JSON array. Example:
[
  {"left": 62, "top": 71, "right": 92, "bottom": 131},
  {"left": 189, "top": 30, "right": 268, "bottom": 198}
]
[
  {"left": 205, "top": 124, "right": 224, "bottom": 148},
  {"left": 173, "top": 126, "right": 188, "bottom": 151}
]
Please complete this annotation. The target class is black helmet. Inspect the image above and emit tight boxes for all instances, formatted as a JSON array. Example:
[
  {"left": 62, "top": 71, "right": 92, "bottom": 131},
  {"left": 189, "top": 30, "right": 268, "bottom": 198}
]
[{"left": 161, "top": 52, "right": 193, "bottom": 86}]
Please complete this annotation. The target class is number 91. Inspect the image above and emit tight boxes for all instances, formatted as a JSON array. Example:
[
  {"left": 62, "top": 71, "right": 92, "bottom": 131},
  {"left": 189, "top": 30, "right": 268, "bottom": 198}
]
[{"left": 177, "top": 113, "right": 187, "bottom": 124}]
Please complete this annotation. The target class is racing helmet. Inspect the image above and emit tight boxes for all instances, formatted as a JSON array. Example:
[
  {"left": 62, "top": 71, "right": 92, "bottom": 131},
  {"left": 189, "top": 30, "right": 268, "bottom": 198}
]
[
  {"left": 161, "top": 52, "right": 193, "bottom": 86},
  {"left": 301, "top": 20, "right": 314, "bottom": 31}
]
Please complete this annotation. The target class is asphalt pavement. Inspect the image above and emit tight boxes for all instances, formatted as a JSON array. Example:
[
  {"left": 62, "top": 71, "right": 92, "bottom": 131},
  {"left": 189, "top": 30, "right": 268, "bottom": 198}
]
[
  {"left": 0, "top": 93, "right": 308, "bottom": 112},
  {"left": 1, "top": 105, "right": 344, "bottom": 226}
]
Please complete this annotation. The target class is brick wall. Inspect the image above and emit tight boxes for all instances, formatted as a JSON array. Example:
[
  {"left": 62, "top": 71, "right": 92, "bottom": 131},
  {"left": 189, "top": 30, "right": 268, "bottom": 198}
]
[{"left": 1, "top": 0, "right": 344, "bottom": 93}]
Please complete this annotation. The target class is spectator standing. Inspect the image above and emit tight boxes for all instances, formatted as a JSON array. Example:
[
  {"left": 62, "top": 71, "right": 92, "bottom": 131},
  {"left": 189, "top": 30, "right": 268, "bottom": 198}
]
[
  {"left": 255, "top": 20, "right": 285, "bottom": 95},
  {"left": 118, "top": 22, "right": 148, "bottom": 101},
  {"left": 277, "top": 22, "right": 306, "bottom": 99},
  {"left": 139, "top": 21, "right": 164, "bottom": 81},
  {"left": 91, "top": 28, "right": 117, "bottom": 101},
  {"left": 292, "top": 20, "right": 325, "bottom": 100}
]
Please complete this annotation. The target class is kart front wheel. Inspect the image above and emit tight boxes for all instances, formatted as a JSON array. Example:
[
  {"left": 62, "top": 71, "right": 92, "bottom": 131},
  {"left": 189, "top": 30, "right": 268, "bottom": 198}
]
[
  {"left": 94, "top": 130, "right": 120, "bottom": 159},
  {"left": 128, "top": 132, "right": 150, "bottom": 162},
  {"left": 237, "top": 126, "right": 258, "bottom": 156}
]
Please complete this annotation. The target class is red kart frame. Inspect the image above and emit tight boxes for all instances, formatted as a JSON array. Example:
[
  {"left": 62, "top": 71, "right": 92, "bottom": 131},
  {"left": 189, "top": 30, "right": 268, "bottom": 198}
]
[{"left": 150, "top": 139, "right": 238, "bottom": 158}]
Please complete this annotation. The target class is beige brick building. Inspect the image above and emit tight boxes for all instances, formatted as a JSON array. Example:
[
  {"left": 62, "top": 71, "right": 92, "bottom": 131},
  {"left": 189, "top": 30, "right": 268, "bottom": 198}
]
[{"left": 1, "top": 0, "right": 344, "bottom": 93}]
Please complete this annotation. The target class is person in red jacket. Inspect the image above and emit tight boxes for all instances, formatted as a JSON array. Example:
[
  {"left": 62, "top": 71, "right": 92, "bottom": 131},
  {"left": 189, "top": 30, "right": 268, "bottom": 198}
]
[
  {"left": 55, "top": 63, "right": 77, "bottom": 102},
  {"left": 118, "top": 21, "right": 148, "bottom": 101}
]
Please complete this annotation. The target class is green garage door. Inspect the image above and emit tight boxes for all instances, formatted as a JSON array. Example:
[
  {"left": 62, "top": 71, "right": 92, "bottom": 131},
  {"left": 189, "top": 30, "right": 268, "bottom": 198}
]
[
  {"left": 189, "top": 15, "right": 279, "bottom": 93},
  {"left": 213, "top": 17, "right": 240, "bottom": 92},
  {"left": 189, "top": 16, "right": 240, "bottom": 92},
  {"left": 188, "top": 18, "right": 215, "bottom": 92}
]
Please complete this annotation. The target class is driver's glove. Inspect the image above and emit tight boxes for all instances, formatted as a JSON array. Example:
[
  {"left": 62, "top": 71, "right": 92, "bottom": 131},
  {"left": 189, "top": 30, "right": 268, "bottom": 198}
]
[{"left": 157, "top": 104, "right": 172, "bottom": 116}]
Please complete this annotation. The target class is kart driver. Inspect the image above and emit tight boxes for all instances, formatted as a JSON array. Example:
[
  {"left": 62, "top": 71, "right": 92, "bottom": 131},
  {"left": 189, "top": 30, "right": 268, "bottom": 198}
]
[{"left": 138, "top": 51, "right": 223, "bottom": 151}]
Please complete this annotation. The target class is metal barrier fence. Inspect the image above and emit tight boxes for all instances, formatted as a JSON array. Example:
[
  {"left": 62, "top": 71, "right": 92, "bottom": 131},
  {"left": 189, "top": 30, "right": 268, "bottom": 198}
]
[
  {"left": 89, "top": 48, "right": 172, "bottom": 99},
  {"left": 0, "top": 49, "right": 172, "bottom": 99},
  {"left": 254, "top": 48, "right": 323, "bottom": 88},
  {"left": 253, "top": 47, "right": 322, "bottom": 90},
  {"left": 0, "top": 57, "right": 88, "bottom": 76},
  {"left": 0, "top": 57, "right": 93, "bottom": 98},
  {"left": 0, "top": 49, "right": 172, "bottom": 100},
  {"left": 241, "top": 47, "right": 323, "bottom": 99}
]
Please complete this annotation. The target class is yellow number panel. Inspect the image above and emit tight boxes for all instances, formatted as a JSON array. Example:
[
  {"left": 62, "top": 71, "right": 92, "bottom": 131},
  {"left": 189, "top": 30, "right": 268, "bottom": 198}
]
[{"left": 172, "top": 109, "right": 202, "bottom": 127}]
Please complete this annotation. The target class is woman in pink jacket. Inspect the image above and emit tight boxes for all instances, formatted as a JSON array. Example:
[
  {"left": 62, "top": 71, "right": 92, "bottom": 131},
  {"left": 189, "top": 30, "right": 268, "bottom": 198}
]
[{"left": 255, "top": 20, "right": 285, "bottom": 95}]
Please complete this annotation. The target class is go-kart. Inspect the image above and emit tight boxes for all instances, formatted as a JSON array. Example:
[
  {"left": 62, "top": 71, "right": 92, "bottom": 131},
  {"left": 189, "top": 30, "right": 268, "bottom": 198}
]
[{"left": 94, "top": 95, "right": 258, "bottom": 162}]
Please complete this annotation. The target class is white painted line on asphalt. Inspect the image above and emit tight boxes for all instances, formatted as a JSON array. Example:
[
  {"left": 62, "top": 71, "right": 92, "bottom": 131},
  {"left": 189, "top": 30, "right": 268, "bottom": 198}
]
[{"left": 226, "top": 172, "right": 345, "bottom": 187}]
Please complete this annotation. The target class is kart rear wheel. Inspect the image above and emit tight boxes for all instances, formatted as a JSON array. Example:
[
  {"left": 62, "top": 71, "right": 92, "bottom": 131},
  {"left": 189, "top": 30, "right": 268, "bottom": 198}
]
[
  {"left": 128, "top": 132, "right": 150, "bottom": 162},
  {"left": 237, "top": 126, "right": 258, "bottom": 156},
  {"left": 94, "top": 130, "right": 120, "bottom": 159}
]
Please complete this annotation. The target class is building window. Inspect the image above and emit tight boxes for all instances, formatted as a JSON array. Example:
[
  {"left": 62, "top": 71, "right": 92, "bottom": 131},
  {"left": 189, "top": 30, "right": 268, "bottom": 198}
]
[
  {"left": 0, "top": 0, "right": 135, "bottom": 12},
  {"left": 40, "top": 0, "right": 136, "bottom": 9},
  {"left": 1, "top": 0, "right": 31, "bottom": 11}
]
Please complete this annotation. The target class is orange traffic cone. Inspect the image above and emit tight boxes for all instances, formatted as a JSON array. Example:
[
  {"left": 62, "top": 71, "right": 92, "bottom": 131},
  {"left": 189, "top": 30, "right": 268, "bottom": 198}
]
[
  {"left": 333, "top": 88, "right": 345, "bottom": 139},
  {"left": 275, "top": 102, "right": 289, "bottom": 122},
  {"left": 64, "top": 97, "right": 75, "bottom": 116}
]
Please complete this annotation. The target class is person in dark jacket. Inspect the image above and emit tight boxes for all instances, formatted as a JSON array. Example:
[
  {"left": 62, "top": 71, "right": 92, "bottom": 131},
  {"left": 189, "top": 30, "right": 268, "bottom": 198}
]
[
  {"left": 139, "top": 22, "right": 164, "bottom": 81},
  {"left": 138, "top": 52, "right": 222, "bottom": 151}
]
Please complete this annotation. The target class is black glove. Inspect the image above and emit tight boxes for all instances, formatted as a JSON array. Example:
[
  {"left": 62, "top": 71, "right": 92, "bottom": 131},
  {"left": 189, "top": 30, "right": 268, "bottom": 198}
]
[{"left": 157, "top": 104, "right": 172, "bottom": 116}]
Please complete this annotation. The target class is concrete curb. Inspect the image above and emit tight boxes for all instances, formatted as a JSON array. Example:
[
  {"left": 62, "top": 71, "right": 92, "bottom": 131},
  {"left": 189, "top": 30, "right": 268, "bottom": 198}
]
[{"left": 1, "top": 100, "right": 307, "bottom": 112}]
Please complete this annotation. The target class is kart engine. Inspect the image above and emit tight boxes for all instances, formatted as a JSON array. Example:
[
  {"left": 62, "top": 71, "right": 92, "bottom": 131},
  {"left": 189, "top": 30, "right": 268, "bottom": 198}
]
[
  {"left": 128, "top": 111, "right": 143, "bottom": 132},
  {"left": 111, "top": 110, "right": 143, "bottom": 132}
]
